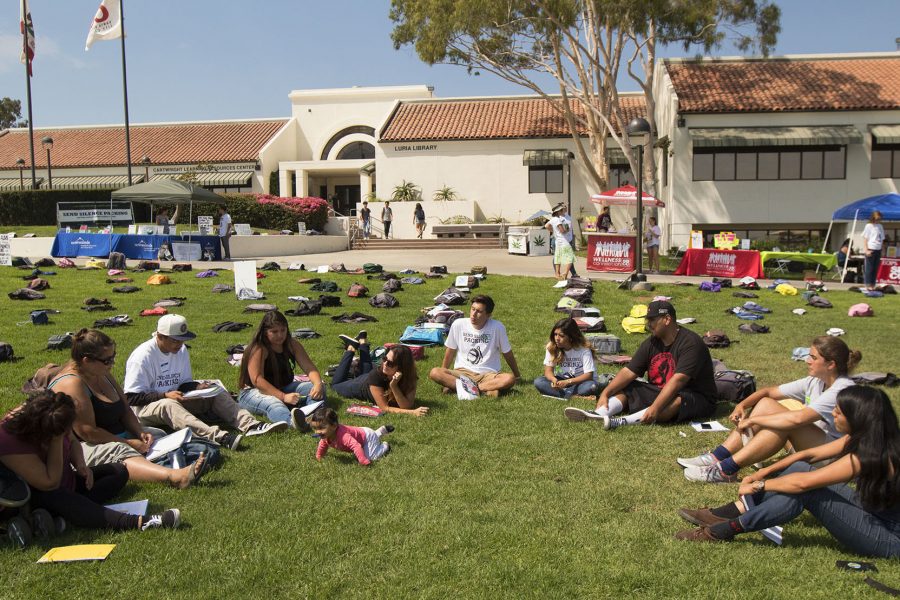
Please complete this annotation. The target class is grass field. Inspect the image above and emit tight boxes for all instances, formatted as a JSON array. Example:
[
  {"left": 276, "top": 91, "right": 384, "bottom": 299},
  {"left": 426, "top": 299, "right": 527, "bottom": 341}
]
[{"left": 0, "top": 263, "right": 898, "bottom": 598}]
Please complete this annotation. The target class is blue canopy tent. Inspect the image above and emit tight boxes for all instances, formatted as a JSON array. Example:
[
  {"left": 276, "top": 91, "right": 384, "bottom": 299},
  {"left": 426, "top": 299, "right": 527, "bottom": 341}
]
[{"left": 823, "top": 193, "right": 900, "bottom": 281}]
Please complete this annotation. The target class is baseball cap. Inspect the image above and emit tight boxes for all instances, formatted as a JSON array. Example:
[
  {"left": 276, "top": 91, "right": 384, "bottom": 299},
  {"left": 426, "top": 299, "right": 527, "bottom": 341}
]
[
  {"left": 157, "top": 314, "right": 196, "bottom": 341},
  {"left": 646, "top": 300, "right": 676, "bottom": 320}
]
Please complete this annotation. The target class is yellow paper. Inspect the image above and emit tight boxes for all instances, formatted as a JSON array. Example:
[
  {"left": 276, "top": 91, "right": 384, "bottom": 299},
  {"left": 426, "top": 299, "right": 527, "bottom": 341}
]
[{"left": 37, "top": 544, "right": 116, "bottom": 563}]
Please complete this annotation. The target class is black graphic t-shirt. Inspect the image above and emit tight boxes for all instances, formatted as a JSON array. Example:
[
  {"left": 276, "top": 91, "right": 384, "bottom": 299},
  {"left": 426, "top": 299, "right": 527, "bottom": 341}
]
[{"left": 627, "top": 327, "right": 717, "bottom": 401}]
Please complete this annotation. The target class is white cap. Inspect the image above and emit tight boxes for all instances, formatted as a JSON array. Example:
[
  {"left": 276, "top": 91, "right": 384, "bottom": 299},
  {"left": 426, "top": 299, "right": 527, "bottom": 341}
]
[{"left": 156, "top": 314, "right": 196, "bottom": 341}]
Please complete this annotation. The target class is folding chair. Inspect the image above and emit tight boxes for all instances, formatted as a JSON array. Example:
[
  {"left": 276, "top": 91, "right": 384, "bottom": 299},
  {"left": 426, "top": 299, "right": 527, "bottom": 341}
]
[{"left": 771, "top": 259, "right": 791, "bottom": 275}]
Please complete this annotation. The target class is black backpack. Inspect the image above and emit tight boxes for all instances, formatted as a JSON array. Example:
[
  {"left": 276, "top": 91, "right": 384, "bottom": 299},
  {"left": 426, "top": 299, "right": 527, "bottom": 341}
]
[
  {"left": 286, "top": 300, "right": 323, "bottom": 316},
  {"left": 318, "top": 294, "right": 342, "bottom": 307},
  {"left": 47, "top": 333, "right": 73, "bottom": 350},
  {"left": 363, "top": 263, "right": 383, "bottom": 273},
  {"left": 714, "top": 370, "right": 757, "bottom": 402},
  {"left": 8, "top": 288, "right": 45, "bottom": 300},
  {"left": 113, "top": 285, "right": 141, "bottom": 294},
  {"left": 0, "top": 342, "right": 14, "bottom": 362},
  {"left": 260, "top": 261, "right": 281, "bottom": 271},
  {"left": 369, "top": 293, "right": 399, "bottom": 308},
  {"left": 808, "top": 295, "right": 833, "bottom": 308},
  {"left": 738, "top": 323, "right": 770, "bottom": 334},
  {"left": 310, "top": 281, "right": 339, "bottom": 293},
  {"left": 212, "top": 321, "right": 252, "bottom": 333},
  {"left": 292, "top": 329, "right": 321, "bottom": 339},
  {"left": 702, "top": 329, "right": 732, "bottom": 348},
  {"left": 93, "top": 315, "right": 132, "bottom": 328},
  {"left": 430, "top": 265, "right": 448, "bottom": 274}
]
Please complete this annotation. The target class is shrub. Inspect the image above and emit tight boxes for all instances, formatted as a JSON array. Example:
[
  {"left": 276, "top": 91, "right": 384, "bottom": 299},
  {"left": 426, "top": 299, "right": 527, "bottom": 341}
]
[
  {"left": 255, "top": 194, "right": 330, "bottom": 231},
  {"left": 0, "top": 189, "right": 151, "bottom": 225},
  {"left": 391, "top": 180, "right": 421, "bottom": 202},
  {"left": 268, "top": 171, "right": 280, "bottom": 196},
  {"left": 432, "top": 186, "right": 459, "bottom": 201}
]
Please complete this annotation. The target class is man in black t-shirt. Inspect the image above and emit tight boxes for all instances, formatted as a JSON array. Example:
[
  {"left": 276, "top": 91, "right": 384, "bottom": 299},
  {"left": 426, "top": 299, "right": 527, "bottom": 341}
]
[{"left": 565, "top": 301, "right": 716, "bottom": 429}]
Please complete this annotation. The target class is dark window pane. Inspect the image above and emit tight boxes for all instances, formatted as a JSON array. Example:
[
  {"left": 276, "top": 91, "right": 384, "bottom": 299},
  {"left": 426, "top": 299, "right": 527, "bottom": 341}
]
[
  {"left": 546, "top": 167, "right": 563, "bottom": 193},
  {"left": 893, "top": 150, "right": 900, "bottom": 178},
  {"left": 823, "top": 148, "right": 845, "bottom": 179},
  {"left": 871, "top": 149, "right": 891, "bottom": 178},
  {"left": 336, "top": 142, "right": 375, "bottom": 160},
  {"left": 758, "top": 152, "right": 779, "bottom": 179},
  {"left": 780, "top": 152, "right": 801, "bottom": 179},
  {"left": 714, "top": 153, "right": 735, "bottom": 180},
  {"left": 529, "top": 167, "right": 545, "bottom": 193},
  {"left": 736, "top": 153, "right": 756, "bottom": 180},
  {"left": 801, "top": 151, "right": 823, "bottom": 179},
  {"left": 693, "top": 154, "right": 713, "bottom": 181}
]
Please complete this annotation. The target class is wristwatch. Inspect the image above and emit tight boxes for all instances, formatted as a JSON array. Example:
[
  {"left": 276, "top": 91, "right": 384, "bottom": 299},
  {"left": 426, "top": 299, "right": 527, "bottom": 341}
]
[{"left": 753, "top": 480, "right": 766, "bottom": 493}]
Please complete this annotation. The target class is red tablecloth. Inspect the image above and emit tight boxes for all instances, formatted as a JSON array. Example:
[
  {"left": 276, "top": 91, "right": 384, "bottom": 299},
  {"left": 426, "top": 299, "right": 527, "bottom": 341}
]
[
  {"left": 674, "top": 248, "right": 764, "bottom": 279},
  {"left": 878, "top": 257, "right": 900, "bottom": 285}
]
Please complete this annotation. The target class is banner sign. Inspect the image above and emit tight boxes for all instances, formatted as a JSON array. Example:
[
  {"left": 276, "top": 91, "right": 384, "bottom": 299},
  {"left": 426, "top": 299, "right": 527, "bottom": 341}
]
[
  {"left": 877, "top": 258, "right": 900, "bottom": 285},
  {"left": 234, "top": 223, "right": 252, "bottom": 236},
  {"left": 198, "top": 216, "right": 214, "bottom": 236},
  {"left": 713, "top": 231, "right": 739, "bottom": 249},
  {"left": 51, "top": 234, "right": 112, "bottom": 257},
  {"left": 0, "top": 234, "right": 11, "bottom": 266},
  {"left": 57, "top": 202, "right": 133, "bottom": 225},
  {"left": 587, "top": 234, "right": 635, "bottom": 272}
]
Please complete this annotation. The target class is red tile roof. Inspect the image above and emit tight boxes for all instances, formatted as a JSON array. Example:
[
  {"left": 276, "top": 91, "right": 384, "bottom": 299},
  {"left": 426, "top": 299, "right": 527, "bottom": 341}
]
[
  {"left": 0, "top": 119, "right": 288, "bottom": 170},
  {"left": 667, "top": 56, "right": 900, "bottom": 113},
  {"left": 380, "top": 96, "right": 646, "bottom": 142}
]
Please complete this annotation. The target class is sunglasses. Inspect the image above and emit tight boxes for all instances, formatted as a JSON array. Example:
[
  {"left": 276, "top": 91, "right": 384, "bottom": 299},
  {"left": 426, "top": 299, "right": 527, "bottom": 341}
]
[
  {"left": 92, "top": 353, "right": 116, "bottom": 366},
  {"left": 383, "top": 358, "right": 397, "bottom": 368}
]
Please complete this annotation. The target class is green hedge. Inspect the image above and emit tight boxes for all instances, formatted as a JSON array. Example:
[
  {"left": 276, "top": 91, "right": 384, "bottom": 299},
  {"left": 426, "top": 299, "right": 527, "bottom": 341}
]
[{"left": 0, "top": 190, "right": 329, "bottom": 231}]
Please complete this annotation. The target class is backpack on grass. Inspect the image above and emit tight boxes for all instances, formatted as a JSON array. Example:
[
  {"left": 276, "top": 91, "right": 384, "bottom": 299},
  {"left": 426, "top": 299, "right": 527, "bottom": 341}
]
[
  {"left": 106, "top": 252, "right": 126, "bottom": 270},
  {"left": 714, "top": 370, "right": 756, "bottom": 402},
  {"left": 369, "top": 293, "right": 399, "bottom": 309},
  {"left": 702, "top": 329, "right": 732, "bottom": 348}
]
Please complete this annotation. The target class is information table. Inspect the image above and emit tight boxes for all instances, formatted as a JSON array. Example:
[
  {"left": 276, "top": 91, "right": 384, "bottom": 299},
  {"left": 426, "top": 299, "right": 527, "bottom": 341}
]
[
  {"left": 586, "top": 233, "right": 636, "bottom": 273},
  {"left": 759, "top": 251, "right": 837, "bottom": 274},
  {"left": 878, "top": 257, "right": 900, "bottom": 285},
  {"left": 673, "top": 248, "right": 764, "bottom": 279},
  {"left": 51, "top": 233, "right": 221, "bottom": 260}
]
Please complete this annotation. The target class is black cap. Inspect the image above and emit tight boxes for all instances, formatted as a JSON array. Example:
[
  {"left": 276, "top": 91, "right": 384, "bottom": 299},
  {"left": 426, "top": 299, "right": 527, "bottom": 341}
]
[{"left": 646, "top": 300, "right": 676, "bottom": 319}]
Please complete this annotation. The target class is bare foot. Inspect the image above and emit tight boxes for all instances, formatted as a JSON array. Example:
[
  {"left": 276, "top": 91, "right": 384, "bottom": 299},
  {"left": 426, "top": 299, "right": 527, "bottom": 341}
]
[
  {"left": 484, "top": 389, "right": 500, "bottom": 398},
  {"left": 172, "top": 452, "right": 207, "bottom": 489}
]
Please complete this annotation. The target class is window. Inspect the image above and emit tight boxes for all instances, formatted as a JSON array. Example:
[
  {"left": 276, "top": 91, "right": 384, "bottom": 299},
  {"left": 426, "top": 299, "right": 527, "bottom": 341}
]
[
  {"left": 872, "top": 143, "right": 900, "bottom": 178},
  {"left": 528, "top": 166, "right": 563, "bottom": 193},
  {"left": 336, "top": 142, "right": 375, "bottom": 160},
  {"left": 693, "top": 146, "right": 846, "bottom": 181},
  {"left": 609, "top": 164, "right": 636, "bottom": 188}
]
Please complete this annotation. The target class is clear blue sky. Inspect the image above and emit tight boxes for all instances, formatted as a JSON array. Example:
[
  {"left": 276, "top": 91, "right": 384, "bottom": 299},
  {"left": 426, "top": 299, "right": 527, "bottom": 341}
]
[{"left": 1, "top": 0, "right": 898, "bottom": 127}]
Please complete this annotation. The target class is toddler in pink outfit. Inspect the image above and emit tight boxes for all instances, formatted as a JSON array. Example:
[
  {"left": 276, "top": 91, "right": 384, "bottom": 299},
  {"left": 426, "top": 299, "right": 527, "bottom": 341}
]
[{"left": 307, "top": 407, "right": 393, "bottom": 466}]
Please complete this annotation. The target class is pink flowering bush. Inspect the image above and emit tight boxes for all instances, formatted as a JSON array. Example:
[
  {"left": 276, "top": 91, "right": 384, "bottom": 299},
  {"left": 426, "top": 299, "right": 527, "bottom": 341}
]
[{"left": 255, "top": 194, "right": 330, "bottom": 231}]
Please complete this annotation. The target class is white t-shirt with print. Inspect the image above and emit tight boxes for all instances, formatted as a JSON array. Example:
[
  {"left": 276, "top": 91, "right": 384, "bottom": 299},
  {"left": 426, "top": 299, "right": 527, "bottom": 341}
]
[
  {"left": 778, "top": 375, "right": 854, "bottom": 439},
  {"left": 218, "top": 212, "right": 232, "bottom": 238},
  {"left": 445, "top": 318, "right": 512, "bottom": 374},
  {"left": 646, "top": 225, "right": 661, "bottom": 248},
  {"left": 862, "top": 223, "right": 885, "bottom": 251},
  {"left": 124, "top": 336, "right": 193, "bottom": 394},
  {"left": 543, "top": 346, "right": 594, "bottom": 380}
]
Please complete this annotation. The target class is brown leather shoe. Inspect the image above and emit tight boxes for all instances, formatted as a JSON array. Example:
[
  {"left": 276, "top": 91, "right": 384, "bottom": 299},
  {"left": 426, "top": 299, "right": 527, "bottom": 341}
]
[
  {"left": 674, "top": 526, "right": 726, "bottom": 542},
  {"left": 677, "top": 507, "right": 728, "bottom": 527}
]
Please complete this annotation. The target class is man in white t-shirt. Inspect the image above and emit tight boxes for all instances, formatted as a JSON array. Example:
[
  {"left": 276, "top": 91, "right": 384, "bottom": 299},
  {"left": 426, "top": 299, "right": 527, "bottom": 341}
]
[
  {"left": 429, "top": 295, "right": 521, "bottom": 397},
  {"left": 216, "top": 205, "right": 233, "bottom": 260},
  {"left": 124, "top": 314, "right": 286, "bottom": 450}
]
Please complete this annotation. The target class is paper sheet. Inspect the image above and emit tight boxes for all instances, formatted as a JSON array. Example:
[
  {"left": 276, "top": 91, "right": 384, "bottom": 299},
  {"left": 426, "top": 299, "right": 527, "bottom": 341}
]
[
  {"left": 146, "top": 428, "right": 192, "bottom": 462},
  {"left": 233, "top": 260, "right": 258, "bottom": 296},
  {"left": 690, "top": 421, "right": 729, "bottom": 432},
  {"left": 38, "top": 544, "right": 116, "bottom": 563},
  {"left": 104, "top": 499, "right": 148, "bottom": 516},
  {"left": 182, "top": 380, "right": 226, "bottom": 399}
]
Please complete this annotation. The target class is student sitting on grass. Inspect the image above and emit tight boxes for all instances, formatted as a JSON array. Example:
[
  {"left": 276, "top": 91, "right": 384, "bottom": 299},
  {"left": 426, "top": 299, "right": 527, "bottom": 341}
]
[
  {"left": 237, "top": 310, "right": 327, "bottom": 430},
  {"left": 680, "top": 335, "right": 860, "bottom": 483},
  {"left": 307, "top": 407, "right": 393, "bottom": 466},
  {"left": 0, "top": 390, "right": 181, "bottom": 532},
  {"left": 533, "top": 318, "right": 599, "bottom": 399},
  {"left": 676, "top": 386, "right": 900, "bottom": 558},
  {"left": 48, "top": 329, "right": 206, "bottom": 490},
  {"left": 331, "top": 332, "right": 428, "bottom": 417}
]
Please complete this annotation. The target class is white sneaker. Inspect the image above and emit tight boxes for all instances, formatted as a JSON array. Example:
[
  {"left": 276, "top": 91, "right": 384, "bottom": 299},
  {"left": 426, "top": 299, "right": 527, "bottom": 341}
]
[
  {"left": 676, "top": 452, "right": 717, "bottom": 469},
  {"left": 683, "top": 464, "right": 737, "bottom": 483},
  {"left": 245, "top": 421, "right": 289, "bottom": 437},
  {"left": 602, "top": 416, "right": 626, "bottom": 430},
  {"left": 564, "top": 407, "right": 605, "bottom": 422}
]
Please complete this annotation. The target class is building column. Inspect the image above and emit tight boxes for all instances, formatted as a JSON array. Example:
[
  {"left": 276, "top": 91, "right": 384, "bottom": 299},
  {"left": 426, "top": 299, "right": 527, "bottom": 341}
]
[
  {"left": 360, "top": 173, "right": 373, "bottom": 199},
  {"left": 279, "top": 169, "right": 293, "bottom": 198},
  {"left": 296, "top": 170, "right": 308, "bottom": 197}
]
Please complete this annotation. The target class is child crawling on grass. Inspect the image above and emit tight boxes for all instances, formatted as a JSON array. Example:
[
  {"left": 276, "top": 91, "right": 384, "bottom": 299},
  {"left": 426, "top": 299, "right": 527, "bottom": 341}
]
[{"left": 307, "top": 407, "right": 393, "bottom": 466}]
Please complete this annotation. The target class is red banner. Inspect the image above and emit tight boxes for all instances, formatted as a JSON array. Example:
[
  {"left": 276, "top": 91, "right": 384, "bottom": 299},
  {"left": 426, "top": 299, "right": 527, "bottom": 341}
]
[
  {"left": 674, "top": 248, "right": 764, "bottom": 279},
  {"left": 877, "top": 257, "right": 900, "bottom": 285},
  {"left": 586, "top": 233, "right": 636, "bottom": 272}
]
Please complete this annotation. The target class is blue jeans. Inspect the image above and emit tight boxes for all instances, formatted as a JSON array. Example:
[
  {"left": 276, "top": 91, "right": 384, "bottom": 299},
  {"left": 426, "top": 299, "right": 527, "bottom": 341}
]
[
  {"left": 237, "top": 381, "right": 322, "bottom": 426},
  {"left": 739, "top": 461, "right": 900, "bottom": 557},
  {"left": 864, "top": 249, "right": 881, "bottom": 287},
  {"left": 533, "top": 376, "right": 598, "bottom": 399},
  {"left": 362, "top": 219, "right": 371, "bottom": 239},
  {"left": 331, "top": 344, "right": 375, "bottom": 401}
]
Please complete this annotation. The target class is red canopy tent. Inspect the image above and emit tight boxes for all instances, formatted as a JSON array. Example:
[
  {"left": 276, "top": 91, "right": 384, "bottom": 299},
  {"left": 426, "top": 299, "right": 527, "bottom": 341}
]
[{"left": 590, "top": 185, "right": 665, "bottom": 207}]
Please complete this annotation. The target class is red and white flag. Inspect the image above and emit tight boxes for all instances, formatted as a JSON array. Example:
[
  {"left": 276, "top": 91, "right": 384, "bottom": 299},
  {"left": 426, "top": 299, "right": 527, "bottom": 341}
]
[
  {"left": 19, "top": 0, "right": 35, "bottom": 75},
  {"left": 85, "top": 0, "right": 123, "bottom": 51}
]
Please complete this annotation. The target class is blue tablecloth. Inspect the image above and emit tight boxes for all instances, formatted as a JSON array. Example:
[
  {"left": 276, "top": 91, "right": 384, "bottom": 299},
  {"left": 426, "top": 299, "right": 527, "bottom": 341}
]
[{"left": 51, "top": 233, "right": 221, "bottom": 260}]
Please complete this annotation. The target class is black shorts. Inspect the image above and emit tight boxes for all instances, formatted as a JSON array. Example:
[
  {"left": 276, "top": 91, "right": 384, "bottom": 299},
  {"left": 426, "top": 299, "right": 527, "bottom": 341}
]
[{"left": 621, "top": 381, "right": 715, "bottom": 423}]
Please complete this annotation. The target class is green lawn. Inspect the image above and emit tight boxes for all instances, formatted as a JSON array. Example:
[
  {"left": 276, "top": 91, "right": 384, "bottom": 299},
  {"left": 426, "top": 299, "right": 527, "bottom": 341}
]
[{"left": 0, "top": 264, "right": 898, "bottom": 598}]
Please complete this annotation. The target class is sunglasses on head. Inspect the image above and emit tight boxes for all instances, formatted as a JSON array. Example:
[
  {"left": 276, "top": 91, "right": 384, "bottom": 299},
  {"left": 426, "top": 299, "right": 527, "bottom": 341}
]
[{"left": 92, "top": 353, "right": 116, "bottom": 366}]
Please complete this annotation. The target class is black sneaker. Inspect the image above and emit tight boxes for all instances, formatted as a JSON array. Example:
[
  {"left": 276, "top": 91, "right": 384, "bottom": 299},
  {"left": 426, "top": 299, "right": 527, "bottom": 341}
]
[
  {"left": 219, "top": 432, "right": 242, "bottom": 450},
  {"left": 245, "top": 421, "right": 288, "bottom": 436},
  {"left": 384, "top": 424, "right": 395, "bottom": 434},
  {"left": 142, "top": 508, "right": 181, "bottom": 531},
  {"left": 356, "top": 330, "right": 368, "bottom": 342},
  {"left": 338, "top": 334, "right": 360, "bottom": 350}
]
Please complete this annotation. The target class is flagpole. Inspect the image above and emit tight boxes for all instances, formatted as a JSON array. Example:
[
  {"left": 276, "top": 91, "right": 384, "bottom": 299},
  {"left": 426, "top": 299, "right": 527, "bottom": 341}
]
[
  {"left": 117, "top": 0, "right": 133, "bottom": 233},
  {"left": 21, "top": 0, "right": 37, "bottom": 189}
]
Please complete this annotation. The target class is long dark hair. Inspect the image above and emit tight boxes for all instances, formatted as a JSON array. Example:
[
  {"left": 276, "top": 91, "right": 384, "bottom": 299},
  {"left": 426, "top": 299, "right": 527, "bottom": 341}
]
[
  {"left": 838, "top": 386, "right": 900, "bottom": 511},
  {"left": 3, "top": 390, "right": 76, "bottom": 447},
  {"left": 546, "top": 318, "right": 592, "bottom": 366},
  {"left": 811, "top": 336, "right": 861, "bottom": 377},
  {"left": 385, "top": 345, "right": 417, "bottom": 399},
  {"left": 238, "top": 311, "right": 294, "bottom": 389}
]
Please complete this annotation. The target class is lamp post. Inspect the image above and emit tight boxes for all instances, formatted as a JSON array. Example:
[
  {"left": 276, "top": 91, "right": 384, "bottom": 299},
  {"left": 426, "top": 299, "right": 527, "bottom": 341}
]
[
  {"left": 626, "top": 117, "right": 651, "bottom": 280},
  {"left": 41, "top": 136, "right": 54, "bottom": 190},
  {"left": 16, "top": 158, "right": 25, "bottom": 190},
  {"left": 140, "top": 155, "right": 151, "bottom": 182}
]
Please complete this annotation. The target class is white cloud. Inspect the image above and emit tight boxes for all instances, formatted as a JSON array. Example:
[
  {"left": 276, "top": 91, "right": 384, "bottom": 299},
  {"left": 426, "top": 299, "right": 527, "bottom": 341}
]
[{"left": 0, "top": 33, "right": 87, "bottom": 74}]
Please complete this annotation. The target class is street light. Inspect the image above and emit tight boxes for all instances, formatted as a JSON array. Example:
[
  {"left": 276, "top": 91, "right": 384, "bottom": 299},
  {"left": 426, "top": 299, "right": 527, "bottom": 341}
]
[
  {"left": 626, "top": 117, "right": 651, "bottom": 279},
  {"left": 41, "top": 136, "right": 54, "bottom": 190},
  {"left": 16, "top": 158, "right": 25, "bottom": 190},
  {"left": 140, "top": 155, "right": 151, "bottom": 182}
]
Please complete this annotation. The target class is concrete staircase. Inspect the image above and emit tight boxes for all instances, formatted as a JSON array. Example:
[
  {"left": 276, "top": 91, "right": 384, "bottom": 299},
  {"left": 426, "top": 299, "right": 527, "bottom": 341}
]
[{"left": 354, "top": 237, "right": 503, "bottom": 250}]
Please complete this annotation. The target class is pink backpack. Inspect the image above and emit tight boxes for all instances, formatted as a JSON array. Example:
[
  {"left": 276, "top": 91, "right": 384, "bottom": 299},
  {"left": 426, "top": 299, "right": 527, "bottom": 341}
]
[{"left": 848, "top": 303, "right": 873, "bottom": 317}]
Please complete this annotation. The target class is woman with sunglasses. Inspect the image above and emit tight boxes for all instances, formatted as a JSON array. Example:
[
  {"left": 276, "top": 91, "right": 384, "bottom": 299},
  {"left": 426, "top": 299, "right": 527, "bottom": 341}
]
[
  {"left": 676, "top": 386, "right": 900, "bottom": 558},
  {"left": 331, "top": 331, "right": 428, "bottom": 416},
  {"left": 47, "top": 329, "right": 205, "bottom": 489}
]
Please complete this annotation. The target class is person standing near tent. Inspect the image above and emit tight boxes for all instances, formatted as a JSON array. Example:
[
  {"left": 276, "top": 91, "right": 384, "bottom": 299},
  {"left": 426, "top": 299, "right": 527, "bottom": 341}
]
[
  {"left": 598, "top": 206, "right": 614, "bottom": 233},
  {"left": 862, "top": 210, "right": 884, "bottom": 291},
  {"left": 645, "top": 216, "right": 662, "bottom": 273},
  {"left": 216, "top": 205, "right": 234, "bottom": 260},
  {"left": 155, "top": 206, "right": 180, "bottom": 235}
]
